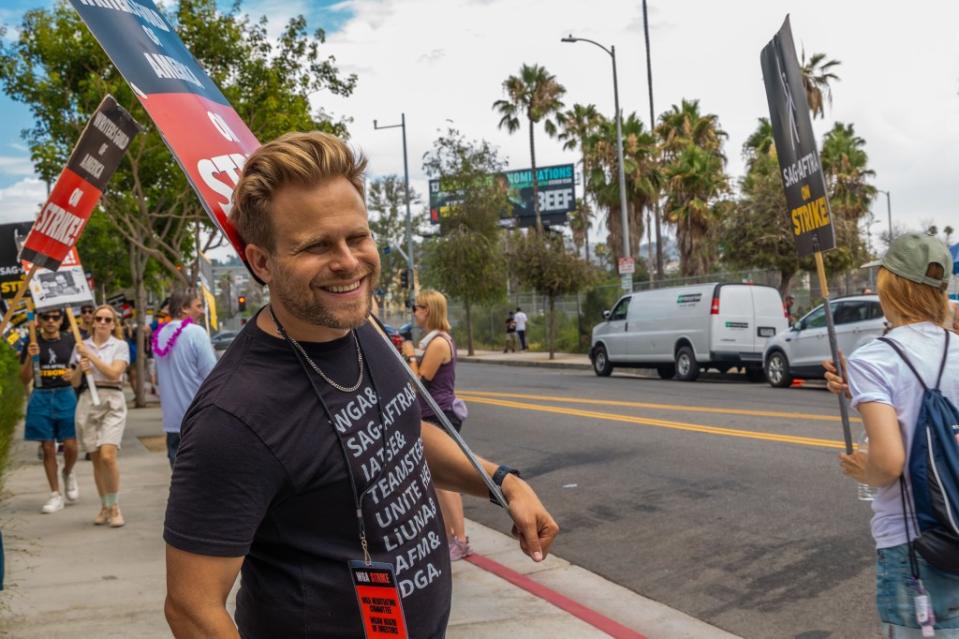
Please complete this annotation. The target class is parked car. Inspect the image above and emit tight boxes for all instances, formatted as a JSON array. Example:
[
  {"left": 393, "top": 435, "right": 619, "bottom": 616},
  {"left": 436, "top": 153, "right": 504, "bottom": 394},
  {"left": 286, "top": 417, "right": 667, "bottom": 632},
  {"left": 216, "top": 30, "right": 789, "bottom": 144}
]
[
  {"left": 763, "top": 294, "right": 886, "bottom": 387},
  {"left": 589, "top": 283, "right": 788, "bottom": 381},
  {"left": 211, "top": 330, "right": 238, "bottom": 351}
]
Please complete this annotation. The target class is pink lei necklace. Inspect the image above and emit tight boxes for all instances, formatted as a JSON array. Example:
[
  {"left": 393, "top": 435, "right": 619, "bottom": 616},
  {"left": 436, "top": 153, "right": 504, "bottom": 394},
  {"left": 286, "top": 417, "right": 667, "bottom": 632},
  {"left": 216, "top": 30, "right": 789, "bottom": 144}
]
[{"left": 152, "top": 317, "right": 192, "bottom": 358}]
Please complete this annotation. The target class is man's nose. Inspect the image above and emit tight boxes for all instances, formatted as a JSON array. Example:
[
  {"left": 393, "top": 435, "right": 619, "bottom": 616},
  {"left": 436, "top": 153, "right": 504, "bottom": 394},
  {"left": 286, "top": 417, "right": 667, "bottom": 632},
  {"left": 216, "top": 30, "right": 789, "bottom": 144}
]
[{"left": 329, "top": 241, "right": 360, "bottom": 272}]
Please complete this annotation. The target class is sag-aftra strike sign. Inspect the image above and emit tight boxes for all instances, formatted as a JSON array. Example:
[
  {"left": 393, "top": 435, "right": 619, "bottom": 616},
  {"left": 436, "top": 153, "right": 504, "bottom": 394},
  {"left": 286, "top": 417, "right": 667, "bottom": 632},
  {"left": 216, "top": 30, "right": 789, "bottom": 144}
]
[
  {"left": 69, "top": 0, "right": 261, "bottom": 270},
  {"left": 20, "top": 95, "right": 140, "bottom": 270},
  {"left": 760, "top": 16, "right": 836, "bottom": 257}
]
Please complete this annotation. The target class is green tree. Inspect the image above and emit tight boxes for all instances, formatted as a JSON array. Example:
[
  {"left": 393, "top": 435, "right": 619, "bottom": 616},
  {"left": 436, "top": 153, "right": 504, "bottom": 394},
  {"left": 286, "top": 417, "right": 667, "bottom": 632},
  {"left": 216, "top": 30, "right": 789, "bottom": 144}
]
[
  {"left": 492, "top": 63, "right": 566, "bottom": 234},
  {"left": 800, "top": 51, "right": 841, "bottom": 119},
  {"left": 558, "top": 103, "right": 603, "bottom": 259},
  {"left": 567, "top": 198, "right": 591, "bottom": 259},
  {"left": 421, "top": 128, "right": 508, "bottom": 354},
  {"left": 820, "top": 122, "right": 876, "bottom": 273},
  {"left": 507, "top": 232, "right": 596, "bottom": 359},
  {"left": 0, "top": 0, "right": 355, "bottom": 405},
  {"left": 586, "top": 112, "right": 660, "bottom": 265},
  {"left": 366, "top": 176, "right": 423, "bottom": 310},
  {"left": 656, "top": 100, "right": 729, "bottom": 276}
]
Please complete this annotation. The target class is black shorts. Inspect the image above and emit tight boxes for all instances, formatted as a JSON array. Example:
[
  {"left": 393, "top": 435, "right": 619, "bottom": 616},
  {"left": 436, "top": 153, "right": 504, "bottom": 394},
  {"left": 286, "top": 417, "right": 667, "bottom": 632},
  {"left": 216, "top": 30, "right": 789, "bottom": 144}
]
[{"left": 423, "top": 410, "right": 463, "bottom": 433}]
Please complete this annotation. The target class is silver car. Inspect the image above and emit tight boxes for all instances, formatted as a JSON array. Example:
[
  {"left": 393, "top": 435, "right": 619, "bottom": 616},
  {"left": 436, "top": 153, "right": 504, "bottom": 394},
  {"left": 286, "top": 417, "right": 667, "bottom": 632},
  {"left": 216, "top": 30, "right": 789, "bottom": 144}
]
[{"left": 763, "top": 295, "right": 886, "bottom": 387}]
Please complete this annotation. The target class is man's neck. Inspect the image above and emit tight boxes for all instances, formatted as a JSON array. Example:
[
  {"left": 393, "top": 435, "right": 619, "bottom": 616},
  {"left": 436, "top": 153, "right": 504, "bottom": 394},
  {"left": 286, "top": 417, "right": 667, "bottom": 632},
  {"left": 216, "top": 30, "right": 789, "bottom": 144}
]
[
  {"left": 40, "top": 330, "right": 60, "bottom": 341},
  {"left": 258, "top": 302, "right": 351, "bottom": 343}
]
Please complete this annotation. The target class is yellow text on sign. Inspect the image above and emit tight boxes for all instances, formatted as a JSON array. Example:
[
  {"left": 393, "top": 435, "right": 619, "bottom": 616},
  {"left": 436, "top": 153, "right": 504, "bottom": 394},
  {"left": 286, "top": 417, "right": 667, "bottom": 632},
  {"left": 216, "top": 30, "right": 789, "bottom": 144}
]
[{"left": 791, "top": 195, "right": 830, "bottom": 236}]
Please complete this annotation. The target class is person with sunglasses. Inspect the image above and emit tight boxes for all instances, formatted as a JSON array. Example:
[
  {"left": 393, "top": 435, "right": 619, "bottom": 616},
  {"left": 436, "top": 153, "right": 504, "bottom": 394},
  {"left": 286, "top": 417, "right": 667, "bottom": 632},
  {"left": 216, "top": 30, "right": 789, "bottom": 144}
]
[
  {"left": 79, "top": 304, "right": 95, "bottom": 338},
  {"left": 71, "top": 304, "right": 130, "bottom": 527},
  {"left": 19, "top": 308, "right": 79, "bottom": 513}
]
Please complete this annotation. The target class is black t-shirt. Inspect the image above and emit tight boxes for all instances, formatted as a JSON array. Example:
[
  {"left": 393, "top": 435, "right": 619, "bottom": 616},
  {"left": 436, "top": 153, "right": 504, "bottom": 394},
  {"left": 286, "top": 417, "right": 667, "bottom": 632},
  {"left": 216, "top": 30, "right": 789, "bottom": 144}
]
[
  {"left": 164, "top": 315, "right": 451, "bottom": 638},
  {"left": 506, "top": 318, "right": 516, "bottom": 333},
  {"left": 20, "top": 333, "right": 75, "bottom": 389}
]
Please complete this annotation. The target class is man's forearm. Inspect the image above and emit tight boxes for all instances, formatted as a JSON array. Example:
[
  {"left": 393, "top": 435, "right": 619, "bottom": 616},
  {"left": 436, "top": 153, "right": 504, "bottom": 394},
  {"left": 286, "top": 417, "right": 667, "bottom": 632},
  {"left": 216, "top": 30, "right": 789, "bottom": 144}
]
[
  {"left": 421, "top": 421, "right": 516, "bottom": 498},
  {"left": 165, "top": 597, "right": 239, "bottom": 639}
]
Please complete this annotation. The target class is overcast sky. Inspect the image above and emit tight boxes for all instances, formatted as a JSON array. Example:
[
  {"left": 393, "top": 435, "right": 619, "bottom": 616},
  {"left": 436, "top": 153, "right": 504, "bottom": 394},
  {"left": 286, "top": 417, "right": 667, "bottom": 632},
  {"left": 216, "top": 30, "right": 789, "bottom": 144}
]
[{"left": 1, "top": 0, "right": 957, "bottom": 256}]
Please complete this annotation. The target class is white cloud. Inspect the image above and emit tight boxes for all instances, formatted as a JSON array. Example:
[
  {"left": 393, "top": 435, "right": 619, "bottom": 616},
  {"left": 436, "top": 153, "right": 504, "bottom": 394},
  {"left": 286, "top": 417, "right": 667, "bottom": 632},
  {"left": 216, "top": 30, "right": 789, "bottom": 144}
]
[
  {"left": 0, "top": 176, "right": 43, "bottom": 224},
  {"left": 0, "top": 154, "right": 36, "bottom": 176},
  {"left": 308, "top": 0, "right": 958, "bottom": 249}
]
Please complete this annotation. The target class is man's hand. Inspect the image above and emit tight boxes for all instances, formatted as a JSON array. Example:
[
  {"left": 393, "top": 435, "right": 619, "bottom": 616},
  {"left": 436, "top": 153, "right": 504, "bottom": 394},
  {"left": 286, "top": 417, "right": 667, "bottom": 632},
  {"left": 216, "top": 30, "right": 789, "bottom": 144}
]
[
  {"left": 822, "top": 352, "right": 850, "bottom": 398},
  {"left": 502, "top": 475, "right": 559, "bottom": 562},
  {"left": 26, "top": 343, "right": 39, "bottom": 357}
]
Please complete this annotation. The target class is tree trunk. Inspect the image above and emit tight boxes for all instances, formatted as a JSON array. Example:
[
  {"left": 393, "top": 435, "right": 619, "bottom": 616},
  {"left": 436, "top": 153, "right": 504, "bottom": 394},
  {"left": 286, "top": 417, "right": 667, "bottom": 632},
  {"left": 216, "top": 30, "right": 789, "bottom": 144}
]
[
  {"left": 547, "top": 293, "right": 556, "bottom": 360},
  {"left": 464, "top": 300, "right": 474, "bottom": 356},
  {"left": 528, "top": 117, "right": 542, "bottom": 234},
  {"left": 779, "top": 269, "right": 795, "bottom": 297}
]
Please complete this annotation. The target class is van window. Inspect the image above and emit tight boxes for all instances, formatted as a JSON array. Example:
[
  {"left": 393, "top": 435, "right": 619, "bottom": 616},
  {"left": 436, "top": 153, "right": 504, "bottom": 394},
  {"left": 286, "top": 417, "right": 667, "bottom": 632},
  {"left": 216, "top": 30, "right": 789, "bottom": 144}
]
[{"left": 609, "top": 297, "right": 630, "bottom": 321}]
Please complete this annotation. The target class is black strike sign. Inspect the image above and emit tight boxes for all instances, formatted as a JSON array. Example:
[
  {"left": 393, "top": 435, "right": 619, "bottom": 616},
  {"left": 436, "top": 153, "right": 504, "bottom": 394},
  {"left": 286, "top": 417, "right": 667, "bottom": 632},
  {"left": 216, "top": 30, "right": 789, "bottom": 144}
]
[{"left": 760, "top": 16, "right": 835, "bottom": 257}]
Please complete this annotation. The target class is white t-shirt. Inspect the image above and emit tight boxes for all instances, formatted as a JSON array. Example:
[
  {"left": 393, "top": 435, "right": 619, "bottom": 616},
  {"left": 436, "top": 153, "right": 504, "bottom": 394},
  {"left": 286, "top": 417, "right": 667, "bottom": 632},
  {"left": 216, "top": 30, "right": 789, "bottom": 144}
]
[
  {"left": 513, "top": 311, "right": 528, "bottom": 331},
  {"left": 847, "top": 321, "right": 959, "bottom": 549},
  {"left": 72, "top": 335, "right": 130, "bottom": 384}
]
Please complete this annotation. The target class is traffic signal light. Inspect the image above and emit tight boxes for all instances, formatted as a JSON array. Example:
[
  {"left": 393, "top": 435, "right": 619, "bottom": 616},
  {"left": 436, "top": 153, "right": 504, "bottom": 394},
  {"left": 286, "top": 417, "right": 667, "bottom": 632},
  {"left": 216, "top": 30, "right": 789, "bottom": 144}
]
[
  {"left": 238, "top": 295, "right": 247, "bottom": 312},
  {"left": 400, "top": 270, "right": 409, "bottom": 289}
]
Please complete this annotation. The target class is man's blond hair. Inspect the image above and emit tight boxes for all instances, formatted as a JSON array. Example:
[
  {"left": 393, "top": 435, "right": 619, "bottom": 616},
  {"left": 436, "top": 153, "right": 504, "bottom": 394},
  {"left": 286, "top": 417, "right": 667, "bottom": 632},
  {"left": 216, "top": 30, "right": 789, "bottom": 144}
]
[{"left": 231, "top": 131, "right": 367, "bottom": 252}]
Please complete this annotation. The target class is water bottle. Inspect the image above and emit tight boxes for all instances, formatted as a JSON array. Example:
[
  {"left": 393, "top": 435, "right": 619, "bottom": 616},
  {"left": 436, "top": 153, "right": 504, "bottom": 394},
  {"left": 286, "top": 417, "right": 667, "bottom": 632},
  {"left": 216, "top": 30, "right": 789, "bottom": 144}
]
[{"left": 858, "top": 431, "right": 877, "bottom": 501}]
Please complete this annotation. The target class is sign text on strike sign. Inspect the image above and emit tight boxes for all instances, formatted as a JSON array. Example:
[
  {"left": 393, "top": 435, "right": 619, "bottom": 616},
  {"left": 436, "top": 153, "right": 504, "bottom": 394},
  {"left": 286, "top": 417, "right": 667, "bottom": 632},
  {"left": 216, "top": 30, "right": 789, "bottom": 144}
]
[{"left": 790, "top": 195, "right": 830, "bottom": 237}]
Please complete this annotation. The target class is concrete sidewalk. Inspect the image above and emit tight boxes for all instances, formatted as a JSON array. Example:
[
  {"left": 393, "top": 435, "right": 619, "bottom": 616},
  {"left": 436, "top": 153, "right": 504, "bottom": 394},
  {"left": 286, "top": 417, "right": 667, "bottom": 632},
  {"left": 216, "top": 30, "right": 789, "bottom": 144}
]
[
  {"left": 458, "top": 348, "right": 592, "bottom": 371},
  {"left": 0, "top": 398, "right": 739, "bottom": 639}
]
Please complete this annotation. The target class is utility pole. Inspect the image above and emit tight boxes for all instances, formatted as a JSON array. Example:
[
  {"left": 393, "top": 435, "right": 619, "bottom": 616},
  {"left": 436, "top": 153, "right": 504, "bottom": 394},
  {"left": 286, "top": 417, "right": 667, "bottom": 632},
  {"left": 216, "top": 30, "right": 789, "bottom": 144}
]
[
  {"left": 374, "top": 114, "right": 415, "bottom": 320},
  {"left": 642, "top": 0, "right": 664, "bottom": 279}
]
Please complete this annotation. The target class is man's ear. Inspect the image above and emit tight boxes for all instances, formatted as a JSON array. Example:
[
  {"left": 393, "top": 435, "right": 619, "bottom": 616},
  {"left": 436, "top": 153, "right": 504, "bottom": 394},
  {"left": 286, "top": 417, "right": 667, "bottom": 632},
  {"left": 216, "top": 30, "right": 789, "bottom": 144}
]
[{"left": 244, "top": 244, "right": 273, "bottom": 285}]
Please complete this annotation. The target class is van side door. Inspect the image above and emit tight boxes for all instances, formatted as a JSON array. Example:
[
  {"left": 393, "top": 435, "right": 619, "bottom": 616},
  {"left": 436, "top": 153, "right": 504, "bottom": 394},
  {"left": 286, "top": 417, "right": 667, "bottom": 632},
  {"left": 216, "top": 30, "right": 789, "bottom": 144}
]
[{"left": 599, "top": 296, "right": 631, "bottom": 360}]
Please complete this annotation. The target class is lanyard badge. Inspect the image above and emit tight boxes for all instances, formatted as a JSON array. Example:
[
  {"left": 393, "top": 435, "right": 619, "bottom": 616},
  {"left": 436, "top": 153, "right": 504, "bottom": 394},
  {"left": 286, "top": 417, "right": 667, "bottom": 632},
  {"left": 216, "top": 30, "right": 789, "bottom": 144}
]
[{"left": 350, "top": 560, "right": 410, "bottom": 638}]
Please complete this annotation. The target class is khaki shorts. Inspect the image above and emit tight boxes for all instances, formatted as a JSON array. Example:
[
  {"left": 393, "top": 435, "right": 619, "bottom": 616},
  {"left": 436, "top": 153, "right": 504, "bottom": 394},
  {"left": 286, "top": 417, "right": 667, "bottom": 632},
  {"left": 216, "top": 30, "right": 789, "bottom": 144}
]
[{"left": 76, "top": 388, "right": 127, "bottom": 453}]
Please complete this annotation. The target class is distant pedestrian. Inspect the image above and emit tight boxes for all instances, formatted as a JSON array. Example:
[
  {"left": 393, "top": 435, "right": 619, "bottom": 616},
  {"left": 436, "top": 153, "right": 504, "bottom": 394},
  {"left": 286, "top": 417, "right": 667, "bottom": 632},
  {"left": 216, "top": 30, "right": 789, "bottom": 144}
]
[
  {"left": 783, "top": 295, "right": 797, "bottom": 324},
  {"left": 19, "top": 309, "right": 79, "bottom": 514},
  {"left": 153, "top": 289, "right": 216, "bottom": 467},
  {"left": 824, "top": 233, "right": 959, "bottom": 635},
  {"left": 72, "top": 304, "right": 130, "bottom": 527},
  {"left": 504, "top": 311, "right": 517, "bottom": 353},
  {"left": 514, "top": 307, "right": 528, "bottom": 351},
  {"left": 78, "top": 303, "right": 95, "bottom": 338},
  {"left": 402, "top": 289, "right": 472, "bottom": 560}
]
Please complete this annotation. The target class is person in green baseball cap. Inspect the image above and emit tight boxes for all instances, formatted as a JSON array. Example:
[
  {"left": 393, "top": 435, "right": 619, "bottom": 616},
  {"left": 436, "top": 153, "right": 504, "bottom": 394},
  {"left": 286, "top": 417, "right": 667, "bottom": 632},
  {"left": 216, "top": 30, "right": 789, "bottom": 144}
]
[{"left": 824, "top": 231, "right": 959, "bottom": 635}]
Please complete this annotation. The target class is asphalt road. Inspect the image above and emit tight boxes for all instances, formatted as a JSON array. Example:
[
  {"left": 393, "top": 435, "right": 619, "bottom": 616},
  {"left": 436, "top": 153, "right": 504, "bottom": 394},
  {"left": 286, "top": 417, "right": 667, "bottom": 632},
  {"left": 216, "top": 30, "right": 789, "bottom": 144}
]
[{"left": 455, "top": 363, "right": 877, "bottom": 639}]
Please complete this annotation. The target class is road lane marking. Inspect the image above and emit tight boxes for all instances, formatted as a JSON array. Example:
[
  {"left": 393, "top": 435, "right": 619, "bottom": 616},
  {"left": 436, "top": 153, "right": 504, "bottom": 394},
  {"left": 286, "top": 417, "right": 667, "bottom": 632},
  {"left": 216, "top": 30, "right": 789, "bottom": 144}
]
[
  {"left": 458, "top": 389, "right": 860, "bottom": 423},
  {"left": 461, "top": 396, "right": 847, "bottom": 449}
]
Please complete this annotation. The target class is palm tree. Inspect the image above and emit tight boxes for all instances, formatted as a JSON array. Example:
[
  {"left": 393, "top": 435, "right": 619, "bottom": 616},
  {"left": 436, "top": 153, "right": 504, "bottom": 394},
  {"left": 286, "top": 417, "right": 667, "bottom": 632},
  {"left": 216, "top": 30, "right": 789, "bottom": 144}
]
[
  {"left": 558, "top": 103, "right": 603, "bottom": 259},
  {"left": 493, "top": 63, "right": 566, "bottom": 234},
  {"left": 821, "top": 122, "right": 876, "bottom": 269},
  {"left": 743, "top": 117, "right": 776, "bottom": 166},
  {"left": 656, "top": 99, "right": 727, "bottom": 161},
  {"left": 944, "top": 226, "right": 955, "bottom": 245},
  {"left": 800, "top": 51, "right": 841, "bottom": 119},
  {"left": 567, "top": 198, "right": 591, "bottom": 260},
  {"left": 585, "top": 112, "right": 660, "bottom": 264}
]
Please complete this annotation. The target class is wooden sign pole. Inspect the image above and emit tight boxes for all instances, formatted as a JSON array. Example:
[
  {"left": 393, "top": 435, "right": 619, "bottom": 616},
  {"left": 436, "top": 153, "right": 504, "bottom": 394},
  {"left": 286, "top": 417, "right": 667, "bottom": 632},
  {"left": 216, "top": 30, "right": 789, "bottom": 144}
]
[
  {"left": 65, "top": 307, "right": 100, "bottom": 407},
  {"left": 814, "top": 250, "right": 853, "bottom": 454},
  {"left": 0, "top": 264, "right": 38, "bottom": 335}
]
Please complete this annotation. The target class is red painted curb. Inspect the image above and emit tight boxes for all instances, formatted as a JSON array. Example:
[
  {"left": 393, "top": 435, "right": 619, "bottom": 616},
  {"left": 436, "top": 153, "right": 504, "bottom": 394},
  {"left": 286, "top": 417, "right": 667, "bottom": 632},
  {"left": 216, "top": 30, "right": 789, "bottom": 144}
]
[{"left": 464, "top": 552, "right": 648, "bottom": 639}]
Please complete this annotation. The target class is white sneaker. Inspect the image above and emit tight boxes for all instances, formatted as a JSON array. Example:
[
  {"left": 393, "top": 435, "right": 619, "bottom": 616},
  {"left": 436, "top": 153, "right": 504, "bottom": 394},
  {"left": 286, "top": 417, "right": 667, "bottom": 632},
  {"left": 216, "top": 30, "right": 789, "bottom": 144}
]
[
  {"left": 41, "top": 491, "right": 64, "bottom": 514},
  {"left": 62, "top": 470, "right": 79, "bottom": 502}
]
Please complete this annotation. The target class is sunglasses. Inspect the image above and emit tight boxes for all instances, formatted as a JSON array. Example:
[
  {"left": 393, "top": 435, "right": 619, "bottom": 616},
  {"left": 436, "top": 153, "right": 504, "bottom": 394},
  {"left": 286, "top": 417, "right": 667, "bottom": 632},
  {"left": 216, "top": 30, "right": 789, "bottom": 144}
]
[
  {"left": 414, "top": 304, "right": 426, "bottom": 310},
  {"left": 94, "top": 316, "right": 114, "bottom": 324},
  {"left": 39, "top": 314, "right": 62, "bottom": 321},
  {"left": 81, "top": 307, "right": 94, "bottom": 314}
]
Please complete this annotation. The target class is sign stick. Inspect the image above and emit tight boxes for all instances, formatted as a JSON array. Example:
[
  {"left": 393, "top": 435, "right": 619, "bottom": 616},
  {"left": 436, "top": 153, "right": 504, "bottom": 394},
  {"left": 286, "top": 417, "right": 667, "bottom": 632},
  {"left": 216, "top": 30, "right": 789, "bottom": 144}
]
[
  {"left": 27, "top": 299, "right": 41, "bottom": 388},
  {"left": 814, "top": 250, "right": 853, "bottom": 453},
  {"left": 65, "top": 307, "right": 100, "bottom": 407},
  {"left": 0, "top": 264, "right": 38, "bottom": 335},
  {"left": 367, "top": 314, "right": 510, "bottom": 511}
]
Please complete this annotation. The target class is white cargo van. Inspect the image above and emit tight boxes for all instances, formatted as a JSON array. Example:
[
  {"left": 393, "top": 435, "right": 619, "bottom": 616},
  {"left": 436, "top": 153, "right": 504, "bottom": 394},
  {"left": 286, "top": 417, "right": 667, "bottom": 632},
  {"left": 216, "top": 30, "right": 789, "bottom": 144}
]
[{"left": 589, "top": 283, "right": 788, "bottom": 381}]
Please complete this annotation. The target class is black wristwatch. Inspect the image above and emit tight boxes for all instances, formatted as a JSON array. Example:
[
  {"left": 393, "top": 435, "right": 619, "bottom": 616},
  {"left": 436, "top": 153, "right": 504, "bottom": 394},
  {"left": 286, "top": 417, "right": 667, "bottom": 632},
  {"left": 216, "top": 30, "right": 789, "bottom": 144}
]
[{"left": 489, "top": 465, "right": 520, "bottom": 506}]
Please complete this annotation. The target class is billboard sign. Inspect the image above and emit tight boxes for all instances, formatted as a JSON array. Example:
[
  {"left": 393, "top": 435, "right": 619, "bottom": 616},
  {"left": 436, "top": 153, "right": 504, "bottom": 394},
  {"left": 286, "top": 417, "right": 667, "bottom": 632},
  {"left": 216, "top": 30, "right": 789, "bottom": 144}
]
[
  {"left": 760, "top": 16, "right": 835, "bottom": 257},
  {"left": 429, "top": 163, "right": 575, "bottom": 228},
  {"left": 69, "top": 0, "right": 261, "bottom": 275}
]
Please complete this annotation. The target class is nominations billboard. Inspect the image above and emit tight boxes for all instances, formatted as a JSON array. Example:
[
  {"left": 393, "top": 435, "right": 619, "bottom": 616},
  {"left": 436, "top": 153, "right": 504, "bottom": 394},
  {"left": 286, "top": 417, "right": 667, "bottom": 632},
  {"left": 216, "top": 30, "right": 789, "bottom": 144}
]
[
  {"left": 429, "top": 163, "right": 575, "bottom": 228},
  {"left": 760, "top": 16, "right": 835, "bottom": 257}
]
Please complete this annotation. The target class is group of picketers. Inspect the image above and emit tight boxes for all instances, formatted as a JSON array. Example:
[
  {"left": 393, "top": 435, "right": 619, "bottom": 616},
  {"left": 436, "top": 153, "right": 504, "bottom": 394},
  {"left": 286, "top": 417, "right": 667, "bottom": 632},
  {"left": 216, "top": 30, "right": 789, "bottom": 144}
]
[{"left": 17, "top": 290, "right": 216, "bottom": 528}]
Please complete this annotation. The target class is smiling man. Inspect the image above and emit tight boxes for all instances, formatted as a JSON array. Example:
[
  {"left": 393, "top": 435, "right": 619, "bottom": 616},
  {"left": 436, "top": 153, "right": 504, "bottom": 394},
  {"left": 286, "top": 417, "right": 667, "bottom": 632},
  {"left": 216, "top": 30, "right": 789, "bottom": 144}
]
[{"left": 163, "top": 131, "right": 558, "bottom": 638}]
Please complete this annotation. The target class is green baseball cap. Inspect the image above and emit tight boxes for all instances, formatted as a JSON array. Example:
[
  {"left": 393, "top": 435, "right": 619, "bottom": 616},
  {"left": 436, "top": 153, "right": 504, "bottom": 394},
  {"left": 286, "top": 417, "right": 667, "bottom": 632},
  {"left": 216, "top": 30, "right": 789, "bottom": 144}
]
[{"left": 862, "top": 232, "right": 951, "bottom": 291}]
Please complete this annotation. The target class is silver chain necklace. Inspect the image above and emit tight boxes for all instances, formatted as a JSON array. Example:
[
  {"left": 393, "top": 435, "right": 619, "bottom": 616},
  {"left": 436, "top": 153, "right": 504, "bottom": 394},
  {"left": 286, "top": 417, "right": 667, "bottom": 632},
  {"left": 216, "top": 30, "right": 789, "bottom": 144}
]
[{"left": 270, "top": 307, "right": 364, "bottom": 393}]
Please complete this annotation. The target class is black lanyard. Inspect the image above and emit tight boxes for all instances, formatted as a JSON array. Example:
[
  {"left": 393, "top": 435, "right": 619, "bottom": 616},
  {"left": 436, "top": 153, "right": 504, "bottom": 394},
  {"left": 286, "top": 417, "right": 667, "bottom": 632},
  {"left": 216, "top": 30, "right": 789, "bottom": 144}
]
[{"left": 268, "top": 306, "right": 389, "bottom": 565}]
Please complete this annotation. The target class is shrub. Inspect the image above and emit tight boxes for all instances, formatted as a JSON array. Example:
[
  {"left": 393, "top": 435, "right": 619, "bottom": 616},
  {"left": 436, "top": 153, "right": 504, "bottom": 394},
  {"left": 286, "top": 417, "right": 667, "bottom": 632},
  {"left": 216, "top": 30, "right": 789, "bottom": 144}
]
[{"left": 0, "top": 342, "right": 26, "bottom": 488}]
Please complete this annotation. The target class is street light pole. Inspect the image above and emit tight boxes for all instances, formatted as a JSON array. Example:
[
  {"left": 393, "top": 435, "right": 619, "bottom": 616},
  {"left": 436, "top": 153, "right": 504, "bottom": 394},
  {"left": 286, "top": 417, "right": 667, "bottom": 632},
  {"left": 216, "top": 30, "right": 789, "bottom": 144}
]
[
  {"left": 374, "top": 114, "right": 415, "bottom": 319},
  {"left": 562, "top": 35, "right": 631, "bottom": 289},
  {"left": 642, "top": 0, "right": 663, "bottom": 280},
  {"left": 879, "top": 189, "right": 893, "bottom": 244}
]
